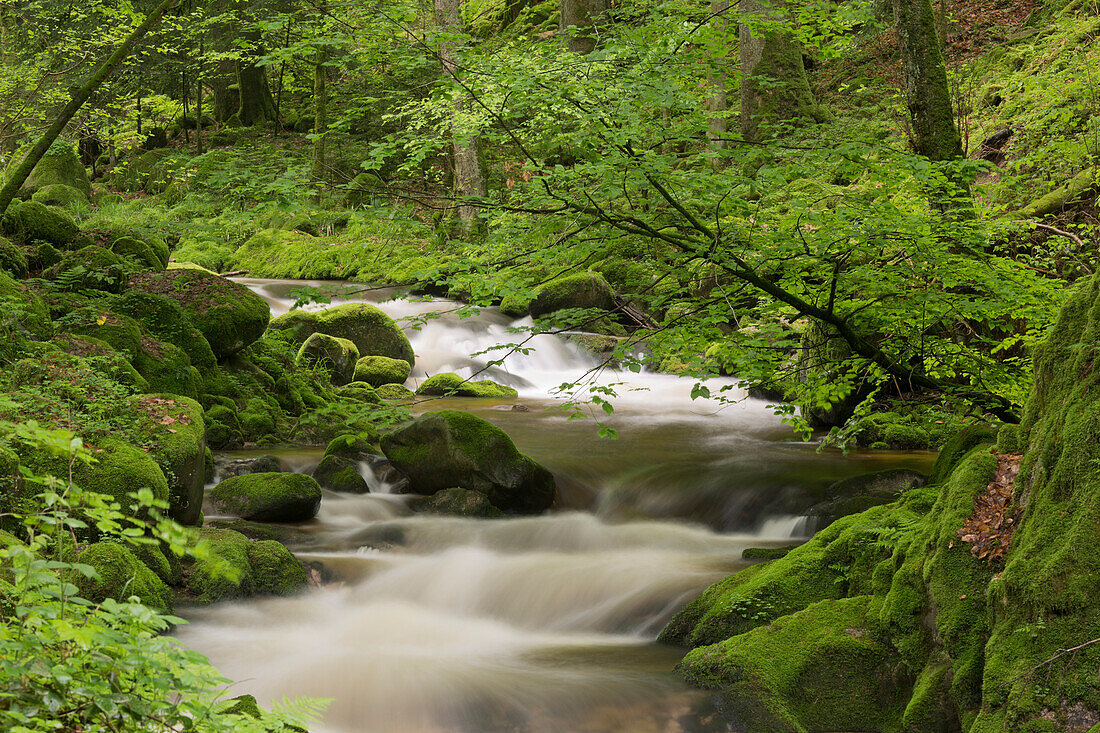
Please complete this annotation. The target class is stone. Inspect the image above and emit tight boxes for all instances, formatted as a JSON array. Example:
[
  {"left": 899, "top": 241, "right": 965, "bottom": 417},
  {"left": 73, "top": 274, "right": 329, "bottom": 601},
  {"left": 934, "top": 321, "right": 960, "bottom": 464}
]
[
  {"left": 352, "top": 354, "right": 411, "bottom": 387},
  {"left": 210, "top": 472, "right": 322, "bottom": 522},
  {"left": 295, "top": 332, "right": 359, "bottom": 385},
  {"left": 268, "top": 302, "right": 414, "bottom": 367}
]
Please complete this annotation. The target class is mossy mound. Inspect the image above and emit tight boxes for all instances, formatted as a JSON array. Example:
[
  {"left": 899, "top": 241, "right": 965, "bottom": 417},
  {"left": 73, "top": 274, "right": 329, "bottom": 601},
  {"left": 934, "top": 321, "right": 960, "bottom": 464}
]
[
  {"left": 76, "top": 542, "right": 174, "bottom": 613},
  {"left": 31, "top": 183, "right": 87, "bottom": 208},
  {"left": 336, "top": 381, "right": 382, "bottom": 403},
  {"left": 529, "top": 271, "right": 616, "bottom": 317},
  {"left": 0, "top": 236, "right": 28, "bottom": 278},
  {"left": 295, "top": 332, "right": 359, "bottom": 385},
  {"left": 112, "top": 291, "right": 217, "bottom": 369},
  {"left": 185, "top": 528, "right": 307, "bottom": 603},
  {"left": 312, "top": 454, "right": 369, "bottom": 493},
  {"left": 210, "top": 472, "right": 322, "bottom": 522},
  {"left": 381, "top": 410, "right": 555, "bottom": 513},
  {"left": 352, "top": 354, "right": 411, "bottom": 387},
  {"left": 49, "top": 245, "right": 131, "bottom": 293},
  {"left": 60, "top": 308, "right": 143, "bottom": 359},
  {"left": 268, "top": 302, "right": 414, "bottom": 367},
  {"left": 415, "top": 372, "right": 518, "bottom": 398},
  {"left": 110, "top": 236, "right": 164, "bottom": 271},
  {"left": 411, "top": 487, "right": 504, "bottom": 518},
  {"left": 325, "top": 432, "right": 380, "bottom": 459},
  {"left": 9, "top": 143, "right": 90, "bottom": 197},
  {"left": 376, "top": 383, "right": 415, "bottom": 400},
  {"left": 204, "top": 404, "right": 243, "bottom": 450},
  {"left": 848, "top": 411, "right": 957, "bottom": 451},
  {"left": 132, "top": 338, "right": 201, "bottom": 400},
  {"left": 126, "top": 269, "right": 270, "bottom": 359},
  {"left": 1, "top": 200, "right": 78, "bottom": 248},
  {"left": 0, "top": 273, "right": 52, "bottom": 339}
]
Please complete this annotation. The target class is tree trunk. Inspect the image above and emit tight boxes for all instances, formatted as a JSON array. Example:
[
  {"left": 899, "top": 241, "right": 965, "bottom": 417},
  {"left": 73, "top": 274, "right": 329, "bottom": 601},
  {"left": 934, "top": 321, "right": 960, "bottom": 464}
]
[
  {"left": 891, "top": 0, "right": 961, "bottom": 162},
  {"left": 237, "top": 49, "right": 275, "bottom": 126},
  {"left": 707, "top": 0, "right": 730, "bottom": 160},
  {"left": 436, "top": 0, "right": 487, "bottom": 233},
  {"left": 0, "top": 0, "right": 179, "bottom": 215},
  {"left": 560, "top": 0, "right": 608, "bottom": 54},
  {"left": 738, "top": 0, "right": 816, "bottom": 142},
  {"left": 196, "top": 41, "right": 205, "bottom": 154},
  {"left": 311, "top": 7, "right": 328, "bottom": 206}
]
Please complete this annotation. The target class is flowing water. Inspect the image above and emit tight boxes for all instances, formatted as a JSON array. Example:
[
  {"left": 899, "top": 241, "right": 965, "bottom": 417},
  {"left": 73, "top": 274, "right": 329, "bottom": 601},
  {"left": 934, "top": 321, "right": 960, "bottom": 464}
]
[{"left": 176, "top": 279, "right": 935, "bottom": 732}]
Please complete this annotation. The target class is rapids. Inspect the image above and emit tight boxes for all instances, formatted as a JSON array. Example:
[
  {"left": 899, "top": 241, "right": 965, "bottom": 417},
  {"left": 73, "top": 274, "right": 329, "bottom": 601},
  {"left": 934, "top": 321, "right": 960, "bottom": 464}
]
[{"left": 176, "top": 279, "right": 933, "bottom": 732}]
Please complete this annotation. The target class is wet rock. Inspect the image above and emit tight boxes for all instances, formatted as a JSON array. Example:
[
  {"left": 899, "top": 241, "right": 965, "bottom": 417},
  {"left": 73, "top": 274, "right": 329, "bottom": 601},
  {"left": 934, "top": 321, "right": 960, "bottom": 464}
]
[
  {"left": 381, "top": 410, "right": 555, "bottom": 514},
  {"left": 353, "top": 354, "right": 411, "bottom": 387},
  {"left": 268, "top": 302, "right": 414, "bottom": 367},
  {"left": 410, "top": 487, "right": 504, "bottom": 518},
  {"left": 806, "top": 469, "right": 927, "bottom": 527},
  {"left": 415, "top": 372, "right": 518, "bottom": 398},
  {"left": 529, "top": 271, "right": 615, "bottom": 317},
  {"left": 313, "top": 454, "right": 369, "bottom": 493},
  {"left": 210, "top": 472, "right": 322, "bottom": 522}
]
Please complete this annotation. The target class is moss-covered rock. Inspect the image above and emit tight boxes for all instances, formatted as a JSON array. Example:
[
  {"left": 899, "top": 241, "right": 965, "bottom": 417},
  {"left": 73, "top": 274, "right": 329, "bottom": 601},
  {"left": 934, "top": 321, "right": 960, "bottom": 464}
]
[
  {"left": 110, "top": 236, "right": 163, "bottom": 271},
  {"left": 411, "top": 487, "right": 504, "bottom": 518},
  {"left": 295, "top": 332, "right": 359, "bottom": 385},
  {"left": 60, "top": 308, "right": 142, "bottom": 359},
  {"left": 127, "top": 269, "right": 270, "bottom": 359},
  {"left": 31, "top": 183, "right": 87, "bottom": 208},
  {"left": 0, "top": 236, "right": 27, "bottom": 278},
  {"left": 352, "top": 354, "right": 411, "bottom": 387},
  {"left": 132, "top": 338, "right": 201, "bottom": 400},
  {"left": 381, "top": 410, "right": 555, "bottom": 513},
  {"left": 335, "top": 381, "right": 382, "bottom": 404},
  {"left": 185, "top": 527, "right": 307, "bottom": 603},
  {"left": 49, "top": 245, "right": 131, "bottom": 292},
  {"left": 927, "top": 424, "right": 1000, "bottom": 485},
  {"left": 29, "top": 242, "right": 62, "bottom": 271},
  {"left": 1, "top": 200, "right": 78, "bottom": 248},
  {"left": 529, "top": 271, "right": 616, "bottom": 317},
  {"left": 130, "top": 394, "right": 206, "bottom": 526},
  {"left": 415, "top": 372, "right": 518, "bottom": 398},
  {"left": 8, "top": 143, "right": 91, "bottom": 198},
  {"left": 76, "top": 542, "right": 174, "bottom": 612},
  {"left": 312, "top": 454, "right": 369, "bottom": 493},
  {"left": 210, "top": 472, "right": 322, "bottom": 522},
  {"left": 204, "top": 404, "right": 243, "bottom": 450},
  {"left": 268, "top": 302, "right": 414, "bottom": 367},
  {"left": 112, "top": 291, "right": 217, "bottom": 369},
  {"left": 376, "top": 383, "right": 415, "bottom": 400},
  {"left": 0, "top": 272, "right": 51, "bottom": 339},
  {"left": 324, "top": 432, "right": 380, "bottom": 459}
]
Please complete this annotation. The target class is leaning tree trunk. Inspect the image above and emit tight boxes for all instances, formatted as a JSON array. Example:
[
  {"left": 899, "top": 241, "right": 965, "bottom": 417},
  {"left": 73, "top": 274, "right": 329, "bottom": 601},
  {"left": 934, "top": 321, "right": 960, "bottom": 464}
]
[
  {"left": 738, "top": 0, "right": 816, "bottom": 142},
  {"left": 436, "top": 0, "right": 487, "bottom": 234},
  {"left": 560, "top": 0, "right": 608, "bottom": 54},
  {"left": 0, "top": 0, "right": 179, "bottom": 215}
]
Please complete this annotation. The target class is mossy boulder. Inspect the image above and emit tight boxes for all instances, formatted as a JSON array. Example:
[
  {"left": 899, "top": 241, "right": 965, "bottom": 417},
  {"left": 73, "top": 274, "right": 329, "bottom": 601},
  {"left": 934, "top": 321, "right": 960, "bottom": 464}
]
[
  {"left": 529, "top": 271, "right": 615, "bottom": 317},
  {"left": 204, "top": 404, "right": 243, "bottom": 449},
  {"left": 352, "top": 354, "right": 411, "bottom": 387},
  {"left": 927, "top": 424, "right": 1000, "bottom": 485},
  {"left": 185, "top": 528, "right": 307, "bottom": 603},
  {"left": 415, "top": 372, "right": 518, "bottom": 398},
  {"left": 127, "top": 269, "right": 270, "bottom": 359},
  {"left": 849, "top": 411, "right": 951, "bottom": 451},
  {"left": 336, "top": 381, "right": 382, "bottom": 403},
  {"left": 268, "top": 302, "right": 414, "bottom": 367},
  {"left": 376, "top": 383, "right": 415, "bottom": 400},
  {"left": 131, "top": 395, "right": 206, "bottom": 526},
  {"left": 30, "top": 242, "right": 62, "bottom": 270},
  {"left": 132, "top": 338, "right": 200, "bottom": 400},
  {"left": 0, "top": 236, "right": 28, "bottom": 278},
  {"left": 295, "top": 332, "right": 359, "bottom": 385},
  {"left": 49, "top": 245, "right": 131, "bottom": 292},
  {"left": 1, "top": 200, "right": 78, "bottom": 248},
  {"left": 8, "top": 143, "right": 90, "bottom": 198},
  {"left": 312, "top": 454, "right": 369, "bottom": 493},
  {"left": 210, "top": 472, "right": 322, "bottom": 522},
  {"left": 112, "top": 291, "right": 217, "bottom": 369},
  {"left": 31, "top": 183, "right": 87, "bottom": 208},
  {"left": 0, "top": 272, "right": 51, "bottom": 339},
  {"left": 60, "top": 308, "right": 142, "bottom": 359},
  {"left": 411, "top": 487, "right": 504, "bottom": 518},
  {"left": 110, "top": 236, "right": 163, "bottom": 271},
  {"left": 381, "top": 410, "right": 555, "bottom": 513},
  {"left": 76, "top": 542, "right": 174, "bottom": 613},
  {"left": 324, "top": 432, "right": 380, "bottom": 459}
]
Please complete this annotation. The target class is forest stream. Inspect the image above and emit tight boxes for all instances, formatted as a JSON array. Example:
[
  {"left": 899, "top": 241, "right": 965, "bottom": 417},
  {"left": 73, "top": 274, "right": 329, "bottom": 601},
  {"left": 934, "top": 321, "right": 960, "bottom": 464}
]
[{"left": 175, "top": 279, "right": 935, "bottom": 732}]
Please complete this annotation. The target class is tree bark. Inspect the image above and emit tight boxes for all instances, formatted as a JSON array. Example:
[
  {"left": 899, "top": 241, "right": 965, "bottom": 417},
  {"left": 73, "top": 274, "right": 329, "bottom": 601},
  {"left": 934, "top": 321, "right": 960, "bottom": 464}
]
[
  {"left": 0, "top": 0, "right": 180, "bottom": 215},
  {"left": 311, "top": 6, "right": 328, "bottom": 206},
  {"left": 560, "top": 0, "right": 608, "bottom": 55},
  {"left": 436, "top": 0, "right": 487, "bottom": 233},
  {"left": 236, "top": 38, "right": 276, "bottom": 127},
  {"left": 738, "top": 0, "right": 817, "bottom": 142}
]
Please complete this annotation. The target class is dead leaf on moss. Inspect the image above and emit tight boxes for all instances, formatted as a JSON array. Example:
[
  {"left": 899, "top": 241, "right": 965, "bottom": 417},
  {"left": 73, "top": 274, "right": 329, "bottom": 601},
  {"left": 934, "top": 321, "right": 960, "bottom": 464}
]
[{"left": 957, "top": 452, "right": 1022, "bottom": 561}]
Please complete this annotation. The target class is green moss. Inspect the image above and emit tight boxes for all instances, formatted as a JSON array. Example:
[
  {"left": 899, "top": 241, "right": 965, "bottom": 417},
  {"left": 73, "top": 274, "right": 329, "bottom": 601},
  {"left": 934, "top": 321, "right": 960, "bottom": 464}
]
[
  {"left": 0, "top": 272, "right": 52, "bottom": 339},
  {"left": 8, "top": 142, "right": 90, "bottom": 197},
  {"left": 131, "top": 394, "right": 206, "bottom": 526},
  {"left": 186, "top": 528, "right": 306, "bottom": 604},
  {"left": 113, "top": 291, "right": 217, "bottom": 369},
  {"left": 295, "top": 332, "right": 359, "bottom": 385},
  {"left": 60, "top": 308, "right": 143, "bottom": 359},
  {"left": 412, "top": 487, "right": 505, "bottom": 518},
  {"left": 927, "top": 424, "right": 1000, "bottom": 485},
  {"left": 49, "top": 245, "right": 131, "bottom": 293},
  {"left": 0, "top": 236, "right": 27, "bottom": 278},
  {"left": 76, "top": 542, "right": 174, "bottom": 613},
  {"left": 110, "top": 236, "right": 163, "bottom": 271},
  {"left": 376, "top": 383, "right": 415, "bottom": 400},
  {"left": 210, "top": 472, "right": 322, "bottom": 522},
  {"left": 31, "top": 183, "right": 87, "bottom": 208},
  {"left": 336, "top": 381, "right": 382, "bottom": 404},
  {"left": 415, "top": 372, "right": 518, "bottom": 398},
  {"left": 324, "top": 431, "right": 380, "bottom": 459},
  {"left": 204, "top": 404, "right": 243, "bottom": 449},
  {"left": 30, "top": 242, "right": 62, "bottom": 270},
  {"left": 132, "top": 338, "right": 200, "bottom": 400},
  {"left": 247, "top": 539, "right": 308, "bottom": 595},
  {"left": 312, "top": 454, "right": 369, "bottom": 493},
  {"left": 268, "top": 302, "right": 414, "bottom": 367},
  {"left": 529, "top": 271, "right": 615, "bottom": 317},
  {"left": 126, "top": 269, "right": 270, "bottom": 359},
  {"left": 0, "top": 200, "right": 78, "bottom": 248},
  {"left": 352, "top": 355, "right": 411, "bottom": 387}
]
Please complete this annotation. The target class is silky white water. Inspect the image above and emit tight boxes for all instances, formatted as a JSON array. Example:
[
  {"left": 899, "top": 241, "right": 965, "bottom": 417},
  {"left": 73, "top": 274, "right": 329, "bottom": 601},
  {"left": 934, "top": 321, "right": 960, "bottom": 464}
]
[{"left": 179, "top": 280, "right": 934, "bottom": 732}]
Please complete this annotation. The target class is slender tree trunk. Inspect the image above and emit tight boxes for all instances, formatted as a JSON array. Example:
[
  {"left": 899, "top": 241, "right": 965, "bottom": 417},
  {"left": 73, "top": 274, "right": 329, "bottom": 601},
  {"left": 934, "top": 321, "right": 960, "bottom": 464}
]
[
  {"left": 560, "top": 0, "right": 608, "bottom": 54},
  {"left": 311, "top": 8, "right": 328, "bottom": 206},
  {"left": 136, "top": 93, "right": 143, "bottom": 136},
  {"left": 196, "top": 39, "right": 204, "bottom": 154},
  {"left": 738, "top": 0, "right": 816, "bottom": 142},
  {"left": 182, "top": 68, "right": 190, "bottom": 144},
  {"left": 274, "top": 19, "right": 291, "bottom": 137},
  {"left": 0, "top": 0, "right": 179, "bottom": 215},
  {"left": 436, "top": 0, "right": 486, "bottom": 233},
  {"left": 707, "top": 0, "right": 729, "bottom": 161}
]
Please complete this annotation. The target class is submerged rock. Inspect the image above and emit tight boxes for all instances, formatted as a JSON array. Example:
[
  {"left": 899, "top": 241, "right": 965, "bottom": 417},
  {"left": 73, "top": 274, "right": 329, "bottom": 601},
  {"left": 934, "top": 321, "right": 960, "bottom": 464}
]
[
  {"left": 381, "top": 410, "right": 555, "bottom": 513},
  {"left": 210, "top": 472, "right": 322, "bottom": 522},
  {"left": 268, "top": 302, "right": 414, "bottom": 367},
  {"left": 411, "top": 487, "right": 504, "bottom": 518}
]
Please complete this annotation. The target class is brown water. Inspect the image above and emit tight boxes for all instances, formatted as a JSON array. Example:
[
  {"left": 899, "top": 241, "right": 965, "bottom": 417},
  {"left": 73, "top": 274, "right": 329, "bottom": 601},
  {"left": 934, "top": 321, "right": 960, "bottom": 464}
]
[{"left": 176, "top": 280, "right": 934, "bottom": 732}]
